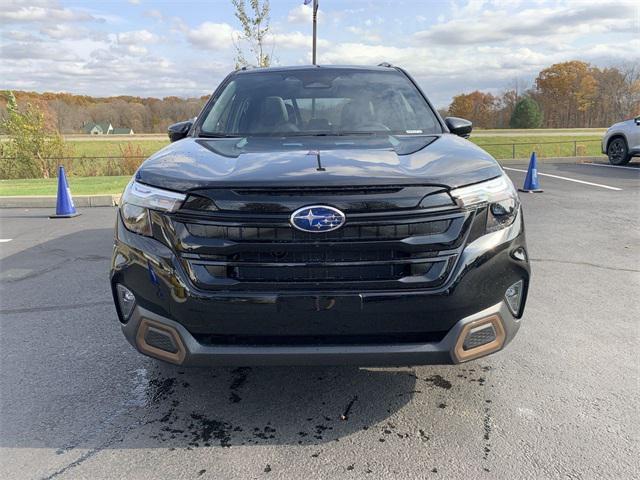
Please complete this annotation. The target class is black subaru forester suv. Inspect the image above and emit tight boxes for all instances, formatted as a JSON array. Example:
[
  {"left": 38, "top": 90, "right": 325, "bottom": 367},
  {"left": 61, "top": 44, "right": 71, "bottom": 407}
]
[{"left": 110, "top": 65, "right": 530, "bottom": 366}]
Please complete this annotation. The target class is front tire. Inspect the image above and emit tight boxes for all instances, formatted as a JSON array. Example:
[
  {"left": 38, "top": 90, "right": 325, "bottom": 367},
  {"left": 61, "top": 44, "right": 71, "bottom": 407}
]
[{"left": 607, "top": 137, "right": 630, "bottom": 165}]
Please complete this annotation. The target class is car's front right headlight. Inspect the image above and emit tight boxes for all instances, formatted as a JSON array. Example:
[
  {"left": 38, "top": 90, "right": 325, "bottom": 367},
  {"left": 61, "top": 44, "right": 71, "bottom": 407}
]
[
  {"left": 120, "top": 180, "right": 186, "bottom": 236},
  {"left": 450, "top": 174, "right": 520, "bottom": 233}
]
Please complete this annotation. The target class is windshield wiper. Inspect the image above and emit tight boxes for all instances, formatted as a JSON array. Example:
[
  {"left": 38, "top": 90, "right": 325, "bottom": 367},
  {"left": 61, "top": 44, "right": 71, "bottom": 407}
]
[
  {"left": 198, "top": 133, "right": 243, "bottom": 138},
  {"left": 285, "top": 131, "right": 379, "bottom": 137}
]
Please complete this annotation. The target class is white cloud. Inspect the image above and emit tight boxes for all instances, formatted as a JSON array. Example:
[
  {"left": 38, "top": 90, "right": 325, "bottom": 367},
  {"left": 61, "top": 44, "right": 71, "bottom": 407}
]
[
  {"left": 287, "top": 4, "right": 323, "bottom": 24},
  {"left": 1, "top": 30, "right": 40, "bottom": 42},
  {"left": 145, "top": 9, "right": 163, "bottom": 21},
  {"left": 414, "top": 1, "right": 637, "bottom": 46},
  {"left": 40, "top": 24, "right": 89, "bottom": 40},
  {"left": 0, "top": 1, "right": 96, "bottom": 24},
  {"left": 346, "top": 26, "right": 381, "bottom": 43},
  {"left": 0, "top": 42, "right": 79, "bottom": 61},
  {"left": 116, "top": 29, "right": 159, "bottom": 45},
  {"left": 269, "top": 31, "right": 329, "bottom": 50},
  {"left": 186, "top": 22, "right": 236, "bottom": 50}
]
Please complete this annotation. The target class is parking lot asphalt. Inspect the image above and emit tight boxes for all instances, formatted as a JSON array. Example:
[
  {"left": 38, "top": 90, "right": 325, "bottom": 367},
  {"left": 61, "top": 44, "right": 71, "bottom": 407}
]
[{"left": 1, "top": 162, "right": 638, "bottom": 480}]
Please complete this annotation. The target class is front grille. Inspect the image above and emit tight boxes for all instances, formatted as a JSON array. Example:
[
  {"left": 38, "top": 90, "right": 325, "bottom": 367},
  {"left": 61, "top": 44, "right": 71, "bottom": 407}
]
[
  {"left": 167, "top": 207, "right": 473, "bottom": 291},
  {"left": 184, "top": 219, "right": 451, "bottom": 242}
]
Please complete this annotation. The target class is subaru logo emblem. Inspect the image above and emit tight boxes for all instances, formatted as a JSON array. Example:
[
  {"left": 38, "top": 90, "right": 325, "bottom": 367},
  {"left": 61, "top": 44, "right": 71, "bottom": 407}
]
[{"left": 290, "top": 205, "right": 346, "bottom": 233}]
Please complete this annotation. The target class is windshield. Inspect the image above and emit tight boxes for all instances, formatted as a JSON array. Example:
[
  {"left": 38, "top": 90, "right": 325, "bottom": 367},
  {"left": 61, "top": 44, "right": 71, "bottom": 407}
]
[{"left": 198, "top": 68, "right": 442, "bottom": 137}]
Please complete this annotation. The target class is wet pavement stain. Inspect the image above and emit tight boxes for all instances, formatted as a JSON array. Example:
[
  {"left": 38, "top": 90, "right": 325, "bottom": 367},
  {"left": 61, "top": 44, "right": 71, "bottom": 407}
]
[
  {"left": 482, "top": 406, "right": 492, "bottom": 458},
  {"left": 229, "top": 367, "right": 251, "bottom": 403},
  {"left": 264, "top": 464, "right": 272, "bottom": 473},
  {"left": 253, "top": 425, "right": 277, "bottom": 440},
  {"left": 197, "top": 469, "right": 206, "bottom": 476},
  {"left": 423, "top": 375, "right": 452, "bottom": 390},
  {"left": 147, "top": 377, "right": 177, "bottom": 403},
  {"left": 341, "top": 395, "right": 358, "bottom": 420},
  {"left": 188, "top": 413, "right": 234, "bottom": 448}
]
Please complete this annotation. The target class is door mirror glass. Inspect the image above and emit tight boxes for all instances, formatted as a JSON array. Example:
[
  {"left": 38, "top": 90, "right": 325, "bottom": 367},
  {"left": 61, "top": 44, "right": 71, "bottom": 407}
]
[
  {"left": 444, "top": 117, "right": 473, "bottom": 138},
  {"left": 168, "top": 120, "right": 194, "bottom": 142}
]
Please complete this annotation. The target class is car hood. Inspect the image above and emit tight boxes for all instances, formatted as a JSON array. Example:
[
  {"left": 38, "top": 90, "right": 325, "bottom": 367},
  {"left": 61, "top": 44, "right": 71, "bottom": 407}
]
[{"left": 135, "top": 134, "right": 502, "bottom": 192}]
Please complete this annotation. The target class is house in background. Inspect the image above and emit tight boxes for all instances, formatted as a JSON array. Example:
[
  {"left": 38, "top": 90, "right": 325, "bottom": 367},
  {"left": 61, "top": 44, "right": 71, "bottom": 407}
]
[
  {"left": 82, "top": 122, "right": 134, "bottom": 135},
  {"left": 83, "top": 122, "right": 113, "bottom": 135},
  {"left": 112, "top": 127, "right": 134, "bottom": 135}
]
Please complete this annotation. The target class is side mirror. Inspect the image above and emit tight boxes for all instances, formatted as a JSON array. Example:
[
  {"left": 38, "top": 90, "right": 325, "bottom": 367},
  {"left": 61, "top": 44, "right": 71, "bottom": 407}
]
[
  {"left": 634, "top": 116, "right": 640, "bottom": 125},
  {"left": 444, "top": 117, "right": 473, "bottom": 138},
  {"left": 168, "top": 120, "right": 193, "bottom": 142}
]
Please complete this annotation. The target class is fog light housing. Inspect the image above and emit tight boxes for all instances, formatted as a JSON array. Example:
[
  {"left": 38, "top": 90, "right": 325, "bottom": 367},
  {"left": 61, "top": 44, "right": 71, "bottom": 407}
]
[
  {"left": 505, "top": 280, "right": 524, "bottom": 316},
  {"left": 463, "top": 323, "right": 497, "bottom": 350},
  {"left": 116, "top": 284, "right": 136, "bottom": 321}
]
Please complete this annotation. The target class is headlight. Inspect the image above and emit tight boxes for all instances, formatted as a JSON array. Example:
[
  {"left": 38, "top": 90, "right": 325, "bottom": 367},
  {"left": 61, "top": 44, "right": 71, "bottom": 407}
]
[
  {"left": 120, "top": 180, "right": 186, "bottom": 236},
  {"left": 450, "top": 175, "right": 519, "bottom": 233}
]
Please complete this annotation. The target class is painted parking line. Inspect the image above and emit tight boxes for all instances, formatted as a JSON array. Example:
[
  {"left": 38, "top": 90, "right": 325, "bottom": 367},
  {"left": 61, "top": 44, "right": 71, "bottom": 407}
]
[
  {"left": 503, "top": 167, "right": 623, "bottom": 191},
  {"left": 0, "top": 239, "right": 12, "bottom": 243},
  {"left": 581, "top": 162, "right": 640, "bottom": 171}
]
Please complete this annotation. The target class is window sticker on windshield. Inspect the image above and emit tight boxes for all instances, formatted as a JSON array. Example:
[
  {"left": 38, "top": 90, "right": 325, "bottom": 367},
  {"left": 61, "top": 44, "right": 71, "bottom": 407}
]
[{"left": 406, "top": 130, "right": 423, "bottom": 134}]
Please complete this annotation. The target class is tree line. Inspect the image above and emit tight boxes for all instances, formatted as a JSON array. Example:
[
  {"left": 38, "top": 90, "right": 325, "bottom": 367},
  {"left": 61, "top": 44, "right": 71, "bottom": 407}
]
[
  {"left": 444, "top": 61, "right": 640, "bottom": 129},
  {"left": 1, "top": 60, "right": 638, "bottom": 135},
  {"left": 0, "top": 92, "right": 207, "bottom": 135}
]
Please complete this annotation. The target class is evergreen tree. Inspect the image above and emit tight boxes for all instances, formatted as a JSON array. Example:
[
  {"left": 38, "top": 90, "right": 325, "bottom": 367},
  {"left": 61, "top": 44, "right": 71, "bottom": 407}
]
[{"left": 509, "top": 97, "right": 542, "bottom": 129}]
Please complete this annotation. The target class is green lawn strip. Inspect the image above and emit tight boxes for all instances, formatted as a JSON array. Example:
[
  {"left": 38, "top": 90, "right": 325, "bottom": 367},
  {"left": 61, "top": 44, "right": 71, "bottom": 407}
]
[
  {"left": 67, "top": 139, "right": 169, "bottom": 158},
  {"left": 0, "top": 176, "right": 130, "bottom": 196},
  {"left": 471, "top": 135, "right": 602, "bottom": 159}
]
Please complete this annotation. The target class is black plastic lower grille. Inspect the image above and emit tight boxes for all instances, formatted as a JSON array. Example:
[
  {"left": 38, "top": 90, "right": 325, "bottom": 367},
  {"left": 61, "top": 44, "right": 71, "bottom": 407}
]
[
  {"left": 193, "top": 331, "right": 448, "bottom": 346},
  {"left": 214, "top": 262, "right": 432, "bottom": 282}
]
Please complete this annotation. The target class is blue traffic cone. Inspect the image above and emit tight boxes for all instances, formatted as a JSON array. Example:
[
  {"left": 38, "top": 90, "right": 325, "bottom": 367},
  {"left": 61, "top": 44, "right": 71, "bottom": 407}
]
[
  {"left": 50, "top": 166, "right": 80, "bottom": 218},
  {"left": 518, "top": 152, "right": 543, "bottom": 193}
]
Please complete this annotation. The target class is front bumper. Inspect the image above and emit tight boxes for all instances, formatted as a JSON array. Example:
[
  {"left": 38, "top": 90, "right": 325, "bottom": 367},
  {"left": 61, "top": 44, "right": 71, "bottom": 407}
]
[
  {"left": 121, "top": 301, "right": 520, "bottom": 366},
  {"left": 111, "top": 209, "right": 530, "bottom": 366}
]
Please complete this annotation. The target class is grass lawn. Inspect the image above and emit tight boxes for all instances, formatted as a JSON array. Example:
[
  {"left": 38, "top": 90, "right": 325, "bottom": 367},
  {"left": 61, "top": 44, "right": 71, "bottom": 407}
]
[
  {"left": 62, "top": 135, "right": 602, "bottom": 160},
  {"left": 67, "top": 139, "right": 169, "bottom": 157},
  {"left": 0, "top": 176, "right": 130, "bottom": 196},
  {"left": 471, "top": 135, "right": 602, "bottom": 158}
]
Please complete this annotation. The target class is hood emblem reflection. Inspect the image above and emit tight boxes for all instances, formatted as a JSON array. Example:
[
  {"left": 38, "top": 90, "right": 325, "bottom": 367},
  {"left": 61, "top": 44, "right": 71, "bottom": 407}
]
[{"left": 290, "top": 206, "right": 346, "bottom": 233}]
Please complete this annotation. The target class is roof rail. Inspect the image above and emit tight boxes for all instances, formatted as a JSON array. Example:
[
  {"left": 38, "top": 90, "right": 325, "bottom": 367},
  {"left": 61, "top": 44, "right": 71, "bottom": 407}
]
[{"left": 377, "top": 62, "right": 394, "bottom": 68}]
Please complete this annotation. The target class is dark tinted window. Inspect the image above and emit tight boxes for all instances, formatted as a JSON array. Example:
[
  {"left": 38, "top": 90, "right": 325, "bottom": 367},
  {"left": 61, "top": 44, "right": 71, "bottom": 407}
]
[{"left": 199, "top": 69, "right": 441, "bottom": 137}]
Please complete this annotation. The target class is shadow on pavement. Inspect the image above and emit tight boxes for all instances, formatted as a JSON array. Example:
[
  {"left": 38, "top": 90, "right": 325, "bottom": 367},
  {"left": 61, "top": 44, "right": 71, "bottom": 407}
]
[{"left": 0, "top": 227, "right": 462, "bottom": 452}]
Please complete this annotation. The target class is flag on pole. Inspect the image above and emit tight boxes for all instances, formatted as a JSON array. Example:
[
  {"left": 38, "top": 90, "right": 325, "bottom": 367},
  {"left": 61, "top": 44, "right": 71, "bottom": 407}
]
[{"left": 304, "top": 0, "right": 312, "bottom": 4}]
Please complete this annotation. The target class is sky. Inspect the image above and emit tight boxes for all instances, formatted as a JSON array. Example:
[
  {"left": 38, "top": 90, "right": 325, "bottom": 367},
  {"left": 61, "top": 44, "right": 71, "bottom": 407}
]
[{"left": 1, "top": 0, "right": 639, "bottom": 108}]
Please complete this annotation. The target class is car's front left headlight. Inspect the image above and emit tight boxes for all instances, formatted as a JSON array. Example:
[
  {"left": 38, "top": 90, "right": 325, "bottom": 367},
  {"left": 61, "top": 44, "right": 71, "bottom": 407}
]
[
  {"left": 450, "top": 174, "right": 519, "bottom": 233},
  {"left": 120, "top": 180, "right": 186, "bottom": 236}
]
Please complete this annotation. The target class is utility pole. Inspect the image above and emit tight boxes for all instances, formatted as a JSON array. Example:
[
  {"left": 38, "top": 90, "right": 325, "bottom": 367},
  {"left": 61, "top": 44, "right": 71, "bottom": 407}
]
[{"left": 312, "top": 0, "right": 318, "bottom": 65}]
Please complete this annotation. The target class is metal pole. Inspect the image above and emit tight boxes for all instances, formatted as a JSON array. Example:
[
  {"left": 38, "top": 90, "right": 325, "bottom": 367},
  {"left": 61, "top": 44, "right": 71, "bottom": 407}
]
[{"left": 312, "top": 0, "right": 318, "bottom": 65}]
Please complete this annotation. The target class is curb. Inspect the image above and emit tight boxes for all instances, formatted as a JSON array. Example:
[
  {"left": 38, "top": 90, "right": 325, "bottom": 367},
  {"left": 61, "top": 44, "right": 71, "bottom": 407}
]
[
  {"left": 499, "top": 155, "right": 606, "bottom": 165},
  {"left": 0, "top": 194, "right": 121, "bottom": 209}
]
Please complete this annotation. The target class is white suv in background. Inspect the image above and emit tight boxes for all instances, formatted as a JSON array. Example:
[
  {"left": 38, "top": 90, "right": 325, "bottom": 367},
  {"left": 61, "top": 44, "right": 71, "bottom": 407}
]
[{"left": 602, "top": 117, "right": 640, "bottom": 165}]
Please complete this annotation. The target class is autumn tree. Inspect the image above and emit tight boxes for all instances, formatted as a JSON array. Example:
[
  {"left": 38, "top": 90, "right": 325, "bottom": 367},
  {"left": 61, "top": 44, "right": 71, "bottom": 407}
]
[
  {"left": 448, "top": 91, "right": 499, "bottom": 128},
  {"left": 0, "top": 91, "right": 68, "bottom": 179},
  {"left": 534, "top": 61, "right": 598, "bottom": 128},
  {"left": 232, "top": 0, "right": 272, "bottom": 68}
]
